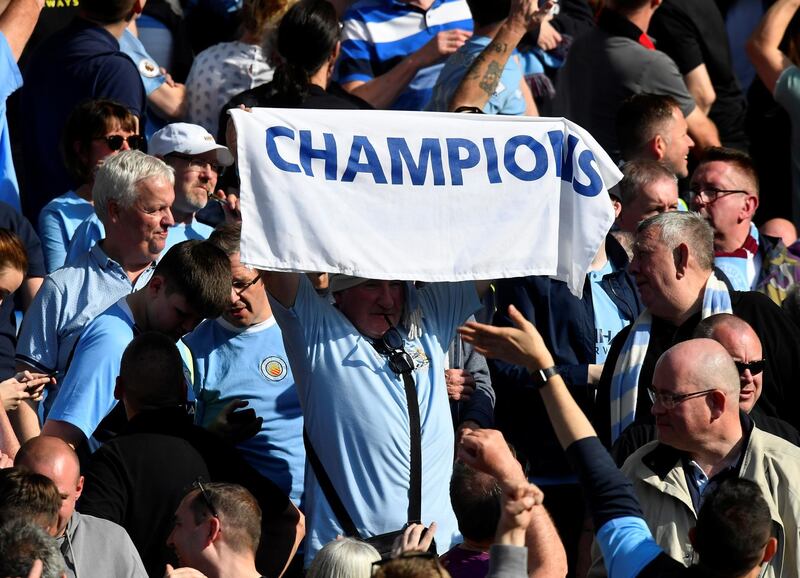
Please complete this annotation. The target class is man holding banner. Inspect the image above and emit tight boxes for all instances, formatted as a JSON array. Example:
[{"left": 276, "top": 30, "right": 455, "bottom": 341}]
[{"left": 227, "top": 0, "right": 622, "bottom": 551}]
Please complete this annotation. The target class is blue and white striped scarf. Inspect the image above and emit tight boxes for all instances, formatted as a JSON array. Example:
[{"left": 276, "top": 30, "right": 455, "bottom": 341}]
[{"left": 608, "top": 272, "right": 732, "bottom": 443}]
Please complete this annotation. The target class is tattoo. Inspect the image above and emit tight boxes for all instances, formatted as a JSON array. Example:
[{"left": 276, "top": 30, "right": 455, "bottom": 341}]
[
  {"left": 465, "top": 42, "right": 510, "bottom": 80},
  {"left": 479, "top": 62, "right": 502, "bottom": 96}
]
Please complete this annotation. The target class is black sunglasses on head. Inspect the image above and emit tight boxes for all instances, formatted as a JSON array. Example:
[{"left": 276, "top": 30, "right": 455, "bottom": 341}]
[{"left": 95, "top": 134, "right": 145, "bottom": 151}]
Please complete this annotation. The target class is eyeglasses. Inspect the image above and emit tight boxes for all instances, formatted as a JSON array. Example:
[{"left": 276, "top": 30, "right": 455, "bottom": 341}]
[
  {"left": 232, "top": 274, "right": 260, "bottom": 294},
  {"left": 689, "top": 187, "right": 749, "bottom": 204},
  {"left": 648, "top": 387, "right": 718, "bottom": 410},
  {"left": 193, "top": 478, "right": 219, "bottom": 519},
  {"left": 94, "top": 134, "right": 145, "bottom": 151},
  {"left": 168, "top": 152, "right": 224, "bottom": 174},
  {"left": 374, "top": 319, "right": 415, "bottom": 376},
  {"left": 734, "top": 358, "right": 766, "bottom": 376}
]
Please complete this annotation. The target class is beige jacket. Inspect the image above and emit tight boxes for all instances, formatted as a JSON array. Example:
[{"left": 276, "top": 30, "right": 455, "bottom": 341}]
[{"left": 589, "top": 424, "right": 800, "bottom": 578}]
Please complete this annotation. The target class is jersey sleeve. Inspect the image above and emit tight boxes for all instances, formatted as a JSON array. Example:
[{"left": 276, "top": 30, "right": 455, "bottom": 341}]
[{"left": 16, "top": 276, "right": 64, "bottom": 373}]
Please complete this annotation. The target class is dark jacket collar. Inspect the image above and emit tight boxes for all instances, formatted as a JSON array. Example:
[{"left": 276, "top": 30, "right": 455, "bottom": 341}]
[
  {"left": 642, "top": 411, "right": 754, "bottom": 480},
  {"left": 597, "top": 9, "right": 648, "bottom": 43}
]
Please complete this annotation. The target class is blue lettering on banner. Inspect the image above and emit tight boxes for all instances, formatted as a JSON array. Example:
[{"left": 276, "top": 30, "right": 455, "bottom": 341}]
[
  {"left": 342, "top": 136, "right": 388, "bottom": 184},
  {"left": 262, "top": 126, "right": 605, "bottom": 196},
  {"left": 387, "top": 138, "right": 445, "bottom": 186},
  {"left": 299, "top": 130, "right": 338, "bottom": 180},
  {"left": 446, "top": 138, "right": 481, "bottom": 186}
]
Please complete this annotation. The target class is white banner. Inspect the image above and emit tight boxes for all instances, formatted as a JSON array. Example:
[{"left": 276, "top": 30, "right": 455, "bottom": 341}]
[{"left": 231, "top": 108, "right": 621, "bottom": 296}]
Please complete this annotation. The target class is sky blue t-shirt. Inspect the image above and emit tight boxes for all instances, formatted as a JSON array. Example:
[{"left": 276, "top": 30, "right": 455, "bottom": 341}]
[
  {"left": 16, "top": 244, "right": 153, "bottom": 385},
  {"left": 64, "top": 213, "right": 214, "bottom": 266},
  {"left": 119, "top": 29, "right": 167, "bottom": 139},
  {"left": 0, "top": 33, "right": 21, "bottom": 211},
  {"left": 589, "top": 260, "right": 629, "bottom": 364},
  {"left": 183, "top": 315, "right": 305, "bottom": 507},
  {"left": 272, "top": 276, "right": 481, "bottom": 564},
  {"left": 38, "top": 191, "right": 94, "bottom": 273},
  {"left": 46, "top": 298, "right": 137, "bottom": 442},
  {"left": 427, "top": 35, "right": 525, "bottom": 115}
]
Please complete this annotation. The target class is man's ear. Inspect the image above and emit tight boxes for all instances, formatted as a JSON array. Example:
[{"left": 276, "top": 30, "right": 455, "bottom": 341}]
[
  {"left": 107, "top": 199, "right": 122, "bottom": 224},
  {"left": 763, "top": 536, "right": 778, "bottom": 563},
  {"left": 206, "top": 516, "right": 222, "bottom": 546},
  {"left": 741, "top": 195, "right": 759, "bottom": 221},
  {"left": 148, "top": 275, "right": 164, "bottom": 296},
  {"left": 673, "top": 243, "right": 690, "bottom": 277},
  {"left": 651, "top": 134, "right": 667, "bottom": 161},
  {"left": 708, "top": 389, "right": 727, "bottom": 418},
  {"left": 75, "top": 475, "right": 85, "bottom": 500}
]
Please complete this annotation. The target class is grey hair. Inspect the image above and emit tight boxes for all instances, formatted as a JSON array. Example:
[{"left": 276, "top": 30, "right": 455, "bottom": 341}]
[
  {"left": 618, "top": 159, "right": 677, "bottom": 205},
  {"left": 638, "top": 211, "right": 715, "bottom": 271},
  {"left": 307, "top": 537, "right": 381, "bottom": 578},
  {"left": 92, "top": 150, "right": 174, "bottom": 223},
  {"left": 0, "top": 519, "right": 66, "bottom": 578}
]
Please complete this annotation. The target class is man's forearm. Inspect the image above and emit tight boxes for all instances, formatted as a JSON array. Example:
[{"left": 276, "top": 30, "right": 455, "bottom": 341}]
[
  {"left": 10, "top": 399, "right": 40, "bottom": 445},
  {"left": 747, "top": 0, "right": 800, "bottom": 91},
  {"left": 526, "top": 506, "right": 568, "bottom": 578},
  {"left": 344, "top": 54, "right": 426, "bottom": 109},
  {"left": 449, "top": 22, "right": 526, "bottom": 112},
  {"left": 0, "top": 0, "right": 43, "bottom": 61},
  {"left": 0, "top": 405, "right": 20, "bottom": 458}
]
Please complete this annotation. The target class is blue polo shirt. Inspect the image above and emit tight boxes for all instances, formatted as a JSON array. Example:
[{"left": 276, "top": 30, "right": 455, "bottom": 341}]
[
  {"left": 0, "top": 33, "right": 21, "bottom": 211},
  {"left": 184, "top": 316, "right": 305, "bottom": 507},
  {"left": 38, "top": 191, "right": 94, "bottom": 273},
  {"left": 16, "top": 243, "right": 154, "bottom": 410},
  {"left": 20, "top": 17, "right": 146, "bottom": 219},
  {"left": 337, "top": 0, "right": 472, "bottom": 111},
  {"left": 64, "top": 214, "right": 213, "bottom": 267},
  {"left": 272, "top": 276, "right": 480, "bottom": 564},
  {"left": 46, "top": 298, "right": 138, "bottom": 442}
]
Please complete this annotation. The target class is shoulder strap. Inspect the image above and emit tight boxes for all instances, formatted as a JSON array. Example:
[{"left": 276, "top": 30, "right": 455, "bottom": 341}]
[
  {"left": 303, "top": 429, "right": 361, "bottom": 537},
  {"left": 401, "top": 370, "right": 422, "bottom": 522},
  {"left": 303, "top": 369, "right": 424, "bottom": 534}
]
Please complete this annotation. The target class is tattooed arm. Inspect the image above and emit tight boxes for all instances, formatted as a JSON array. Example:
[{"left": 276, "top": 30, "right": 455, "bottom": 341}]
[{"left": 448, "top": 0, "right": 553, "bottom": 112}]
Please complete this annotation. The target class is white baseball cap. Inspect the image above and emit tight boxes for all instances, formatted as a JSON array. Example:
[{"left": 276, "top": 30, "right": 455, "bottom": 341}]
[{"left": 149, "top": 123, "right": 234, "bottom": 167}]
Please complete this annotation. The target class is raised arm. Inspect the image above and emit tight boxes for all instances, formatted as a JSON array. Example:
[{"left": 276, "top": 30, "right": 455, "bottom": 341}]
[
  {"left": 448, "top": 0, "right": 552, "bottom": 112},
  {"left": 0, "top": 0, "right": 44, "bottom": 61},
  {"left": 747, "top": 0, "right": 800, "bottom": 93},
  {"left": 458, "top": 428, "right": 568, "bottom": 578}
]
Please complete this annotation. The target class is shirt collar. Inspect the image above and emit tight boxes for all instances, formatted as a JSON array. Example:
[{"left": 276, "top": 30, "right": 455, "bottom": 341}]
[{"left": 597, "top": 9, "right": 655, "bottom": 49}]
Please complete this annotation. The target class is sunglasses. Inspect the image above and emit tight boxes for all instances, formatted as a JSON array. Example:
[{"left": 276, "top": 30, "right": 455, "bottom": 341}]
[
  {"left": 734, "top": 358, "right": 766, "bottom": 376},
  {"left": 192, "top": 477, "right": 219, "bottom": 518},
  {"left": 374, "top": 317, "right": 415, "bottom": 376},
  {"left": 94, "top": 134, "right": 145, "bottom": 151}
]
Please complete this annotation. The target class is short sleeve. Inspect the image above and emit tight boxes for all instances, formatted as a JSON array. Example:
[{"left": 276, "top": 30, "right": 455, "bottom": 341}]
[
  {"left": 649, "top": 6, "right": 703, "bottom": 74},
  {"left": 337, "top": 14, "right": 377, "bottom": 84},
  {"left": 13, "top": 211, "right": 45, "bottom": 278},
  {"left": 39, "top": 206, "right": 69, "bottom": 273},
  {"left": 639, "top": 51, "right": 696, "bottom": 119},
  {"left": 16, "top": 277, "right": 65, "bottom": 373},
  {"left": 0, "top": 32, "right": 22, "bottom": 101},
  {"left": 94, "top": 54, "right": 147, "bottom": 118},
  {"left": 774, "top": 66, "right": 800, "bottom": 122},
  {"left": 46, "top": 316, "right": 130, "bottom": 439},
  {"left": 595, "top": 517, "right": 663, "bottom": 578}
]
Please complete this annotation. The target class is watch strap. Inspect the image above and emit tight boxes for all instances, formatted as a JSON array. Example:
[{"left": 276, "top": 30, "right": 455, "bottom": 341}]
[{"left": 531, "top": 365, "right": 559, "bottom": 388}]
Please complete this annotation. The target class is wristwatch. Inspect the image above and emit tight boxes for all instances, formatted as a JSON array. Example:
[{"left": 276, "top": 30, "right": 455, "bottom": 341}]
[{"left": 529, "top": 366, "right": 559, "bottom": 388}]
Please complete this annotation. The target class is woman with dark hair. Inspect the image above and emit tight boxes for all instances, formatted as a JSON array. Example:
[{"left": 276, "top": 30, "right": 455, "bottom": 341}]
[
  {"left": 0, "top": 229, "right": 51, "bottom": 415},
  {"left": 38, "top": 99, "right": 142, "bottom": 273},
  {"left": 217, "top": 0, "right": 370, "bottom": 138}
]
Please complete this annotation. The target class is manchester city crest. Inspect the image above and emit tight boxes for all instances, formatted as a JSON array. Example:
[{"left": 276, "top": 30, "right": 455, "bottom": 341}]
[{"left": 260, "top": 356, "right": 287, "bottom": 381}]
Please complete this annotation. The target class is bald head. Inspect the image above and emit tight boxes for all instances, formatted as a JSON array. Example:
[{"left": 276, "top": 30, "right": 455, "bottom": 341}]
[
  {"left": 16, "top": 436, "right": 84, "bottom": 537},
  {"left": 694, "top": 314, "right": 764, "bottom": 412},
  {"left": 655, "top": 339, "right": 740, "bottom": 398},
  {"left": 760, "top": 218, "right": 798, "bottom": 246},
  {"left": 16, "top": 436, "right": 80, "bottom": 482}
]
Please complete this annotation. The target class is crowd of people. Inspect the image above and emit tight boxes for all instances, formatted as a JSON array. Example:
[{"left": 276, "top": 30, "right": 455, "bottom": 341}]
[{"left": 1, "top": 0, "right": 800, "bottom": 577}]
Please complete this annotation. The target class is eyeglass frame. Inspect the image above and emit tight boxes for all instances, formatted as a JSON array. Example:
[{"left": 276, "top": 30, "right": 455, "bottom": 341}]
[
  {"left": 688, "top": 187, "right": 750, "bottom": 204},
  {"left": 232, "top": 273, "right": 261, "bottom": 295},
  {"left": 734, "top": 358, "right": 766, "bottom": 376},
  {"left": 648, "top": 387, "right": 718, "bottom": 410},
  {"left": 93, "top": 134, "right": 145, "bottom": 151},
  {"left": 373, "top": 319, "right": 415, "bottom": 376},
  {"left": 192, "top": 477, "right": 219, "bottom": 519},
  {"left": 167, "top": 152, "right": 225, "bottom": 175}
]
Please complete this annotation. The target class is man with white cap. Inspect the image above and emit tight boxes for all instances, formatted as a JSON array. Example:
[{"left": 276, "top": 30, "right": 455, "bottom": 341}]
[
  {"left": 266, "top": 268, "right": 491, "bottom": 566},
  {"left": 63, "top": 123, "right": 235, "bottom": 264}
]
